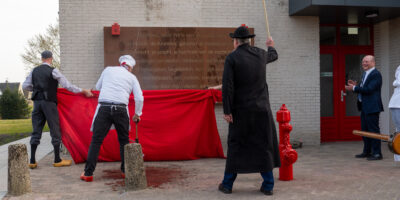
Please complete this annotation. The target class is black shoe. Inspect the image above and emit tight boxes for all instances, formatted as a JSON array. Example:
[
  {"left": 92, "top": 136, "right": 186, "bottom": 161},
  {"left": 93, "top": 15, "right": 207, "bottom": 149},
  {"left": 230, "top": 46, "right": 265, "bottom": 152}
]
[
  {"left": 367, "top": 154, "right": 383, "bottom": 161},
  {"left": 218, "top": 184, "right": 232, "bottom": 194},
  {"left": 260, "top": 187, "right": 273, "bottom": 196},
  {"left": 355, "top": 153, "right": 371, "bottom": 158}
]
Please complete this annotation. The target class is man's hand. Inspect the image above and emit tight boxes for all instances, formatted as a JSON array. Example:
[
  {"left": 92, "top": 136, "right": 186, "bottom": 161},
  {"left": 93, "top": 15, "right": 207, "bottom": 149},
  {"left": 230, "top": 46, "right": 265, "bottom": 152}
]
[
  {"left": 81, "top": 89, "right": 94, "bottom": 97},
  {"left": 347, "top": 80, "right": 357, "bottom": 85},
  {"left": 266, "top": 37, "right": 274, "bottom": 47},
  {"left": 223, "top": 114, "right": 233, "bottom": 123},
  {"left": 133, "top": 114, "right": 141, "bottom": 123},
  {"left": 345, "top": 84, "right": 354, "bottom": 91},
  {"left": 208, "top": 85, "right": 222, "bottom": 90}
]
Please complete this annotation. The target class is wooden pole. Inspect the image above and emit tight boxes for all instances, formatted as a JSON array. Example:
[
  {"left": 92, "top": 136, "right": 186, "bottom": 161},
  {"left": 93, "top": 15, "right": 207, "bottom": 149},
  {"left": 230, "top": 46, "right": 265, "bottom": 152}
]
[
  {"left": 352, "top": 130, "right": 390, "bottom": 141},
  {"left": 262, "top": 0, "right": 271, "bottom": 38}
]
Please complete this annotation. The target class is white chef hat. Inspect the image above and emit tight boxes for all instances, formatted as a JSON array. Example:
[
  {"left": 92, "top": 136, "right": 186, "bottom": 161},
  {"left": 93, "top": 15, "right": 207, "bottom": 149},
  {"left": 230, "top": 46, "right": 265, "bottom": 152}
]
[{"left": 119, "top": 55, "right": 136, "bottom": 68}]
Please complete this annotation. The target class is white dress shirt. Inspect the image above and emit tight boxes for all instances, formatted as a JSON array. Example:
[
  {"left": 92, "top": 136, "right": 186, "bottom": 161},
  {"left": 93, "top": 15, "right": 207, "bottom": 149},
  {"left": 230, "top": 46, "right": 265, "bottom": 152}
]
[
  {"left": 22, "top": 63, "right": 82, "bottom": 93},
  {"left": 389, "top": 66, "right": 400, "bottom": 108},
  {"left": 96, "top": 66, "right": 144, "bottom": 116}
]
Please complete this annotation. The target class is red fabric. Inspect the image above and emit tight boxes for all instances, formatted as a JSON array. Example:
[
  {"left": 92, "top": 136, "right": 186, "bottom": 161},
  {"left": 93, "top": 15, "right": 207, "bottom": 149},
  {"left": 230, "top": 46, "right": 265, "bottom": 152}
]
[{"left": 57, "top": 88, "right": 224, "bottom": 163}]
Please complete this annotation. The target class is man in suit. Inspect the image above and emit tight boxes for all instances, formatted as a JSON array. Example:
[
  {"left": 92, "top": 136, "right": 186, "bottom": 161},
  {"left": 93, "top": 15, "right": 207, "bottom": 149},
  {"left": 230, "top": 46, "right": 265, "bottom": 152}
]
[
  {"left": 218, "top": 25, "right": 280, "bottom": 196},
  {"left": 345, "top": 55, "right": 384, "bottom": 161}
]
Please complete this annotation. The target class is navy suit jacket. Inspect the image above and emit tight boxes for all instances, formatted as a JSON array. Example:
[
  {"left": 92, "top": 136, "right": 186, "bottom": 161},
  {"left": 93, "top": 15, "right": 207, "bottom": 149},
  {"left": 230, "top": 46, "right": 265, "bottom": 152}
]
[{"left": 354, "top": 68, "right": 384, "bottom": 114}]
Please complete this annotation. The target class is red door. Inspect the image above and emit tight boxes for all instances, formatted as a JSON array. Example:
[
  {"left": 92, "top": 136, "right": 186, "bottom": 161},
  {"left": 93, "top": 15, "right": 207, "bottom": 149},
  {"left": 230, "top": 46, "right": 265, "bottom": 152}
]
[{"left": 320, "top": 25, "right": 373, "bottom": 142}]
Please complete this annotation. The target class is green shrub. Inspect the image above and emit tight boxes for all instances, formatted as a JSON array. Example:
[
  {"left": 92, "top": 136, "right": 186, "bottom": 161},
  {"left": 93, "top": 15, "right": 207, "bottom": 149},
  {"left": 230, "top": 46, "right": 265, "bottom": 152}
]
[{"left": 0, "top": 87, "right": 30, "bottom": 119}]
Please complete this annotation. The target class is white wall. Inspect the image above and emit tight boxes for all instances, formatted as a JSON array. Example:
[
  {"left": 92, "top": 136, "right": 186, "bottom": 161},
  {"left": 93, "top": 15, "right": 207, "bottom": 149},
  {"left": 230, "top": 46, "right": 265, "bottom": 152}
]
[{"left": 59, "top": 0, "right": 320, "bottom": 145}]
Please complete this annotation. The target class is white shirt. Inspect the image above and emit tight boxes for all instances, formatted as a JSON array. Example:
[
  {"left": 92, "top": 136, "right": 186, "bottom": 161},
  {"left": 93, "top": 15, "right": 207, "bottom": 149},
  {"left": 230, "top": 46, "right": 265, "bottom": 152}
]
[
  {"left": 389, "top": 65, "right": 400, "bottom": 108},
  {"left": 22, "top": 63, "right": 82, "bottom": 93},
  {"left": 96, "top": 66, "right": 144, "bottom": 116}
]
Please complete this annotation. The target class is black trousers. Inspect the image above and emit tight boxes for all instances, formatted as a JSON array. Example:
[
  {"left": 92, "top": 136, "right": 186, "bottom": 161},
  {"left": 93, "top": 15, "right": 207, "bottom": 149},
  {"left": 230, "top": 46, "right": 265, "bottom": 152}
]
[
  {"left": 84, "top": 104, "right": 130, "bottom": 176},
  {"left": 30, "top": 100, "right": 62, "bottom": 146},
  {"left": 360, "top": 111, "right": 382, "bottom": 155}
]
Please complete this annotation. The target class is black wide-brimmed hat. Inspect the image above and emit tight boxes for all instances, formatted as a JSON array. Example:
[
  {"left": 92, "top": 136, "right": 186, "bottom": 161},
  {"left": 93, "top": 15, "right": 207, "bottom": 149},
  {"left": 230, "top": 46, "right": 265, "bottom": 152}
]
[{"left": 229, "top": 24, "right": 255, "bottom": 39}]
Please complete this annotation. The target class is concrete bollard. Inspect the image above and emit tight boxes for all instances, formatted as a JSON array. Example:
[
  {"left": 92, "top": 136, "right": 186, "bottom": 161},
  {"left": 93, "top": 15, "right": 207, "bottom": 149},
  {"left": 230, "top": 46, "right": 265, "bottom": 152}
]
[
  {"left": 8, "top": 144, "right": 31, "bottom": 196},
  {"left": 124, "top": 143, "right": 147, "bottom": 190}
]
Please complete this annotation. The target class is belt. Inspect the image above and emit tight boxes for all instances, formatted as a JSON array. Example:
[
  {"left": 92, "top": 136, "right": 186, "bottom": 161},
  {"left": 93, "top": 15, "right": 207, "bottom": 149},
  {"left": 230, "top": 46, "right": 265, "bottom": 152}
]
[{"left": 99, "top": 102, "right": 126, "bottom": 107}]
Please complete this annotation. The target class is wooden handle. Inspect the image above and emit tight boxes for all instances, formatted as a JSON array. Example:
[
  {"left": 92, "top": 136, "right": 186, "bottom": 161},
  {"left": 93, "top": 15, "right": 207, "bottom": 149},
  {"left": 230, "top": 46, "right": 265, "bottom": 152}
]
[
  {"left": 262, "top": 0, "right": 271, "bottom": 38},
  {"left": 352, "top": 130, "right": 390, "bottom": 141},
  {"left": 135, "top": 123, "right": 139, "bottom": 143}
]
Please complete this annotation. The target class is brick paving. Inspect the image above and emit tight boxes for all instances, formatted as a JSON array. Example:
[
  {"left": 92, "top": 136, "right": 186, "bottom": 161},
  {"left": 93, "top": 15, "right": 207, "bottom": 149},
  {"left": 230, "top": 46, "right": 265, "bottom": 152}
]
[
  {"left": 0, "top": 133, "right": 53, "bottom": 199},
  {"left": 3, "top": 141, "right": 400, "bottom": 200}
]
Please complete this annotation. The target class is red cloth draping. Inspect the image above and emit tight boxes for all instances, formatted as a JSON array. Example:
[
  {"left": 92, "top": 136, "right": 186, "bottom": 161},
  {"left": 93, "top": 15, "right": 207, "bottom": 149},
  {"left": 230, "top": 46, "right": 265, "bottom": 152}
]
[{"left": 57, "top": 88, "right": 224, "bottom": 163}]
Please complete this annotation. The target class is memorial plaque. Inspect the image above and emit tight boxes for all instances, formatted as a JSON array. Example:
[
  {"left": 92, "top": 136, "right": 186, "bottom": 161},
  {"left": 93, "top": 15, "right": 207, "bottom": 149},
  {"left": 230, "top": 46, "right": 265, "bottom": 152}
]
[{"left": 104, "top": 27, "right": 254, "bottom": 90}]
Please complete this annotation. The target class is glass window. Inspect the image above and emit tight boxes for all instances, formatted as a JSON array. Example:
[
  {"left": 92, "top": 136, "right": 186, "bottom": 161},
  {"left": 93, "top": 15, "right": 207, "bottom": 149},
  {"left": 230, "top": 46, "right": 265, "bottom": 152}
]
[
  {"left": 345, "top": 54, "right": 365, "bottom": 116},
  {"left": 320, "top": 26, "right": 336, "bottom": 45},
  {"left": 320, "top": 54, "right": 334, "bottom": 117},
  {"left": 340, "top": 27, "right": 370, "bottom": 46}
]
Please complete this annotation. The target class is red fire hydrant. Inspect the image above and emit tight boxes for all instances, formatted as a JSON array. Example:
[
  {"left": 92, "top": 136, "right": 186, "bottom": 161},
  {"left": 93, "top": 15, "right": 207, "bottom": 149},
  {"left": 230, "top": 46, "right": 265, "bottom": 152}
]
[{"left": 276, "top": 104, "right": 298, "bottom": 181}]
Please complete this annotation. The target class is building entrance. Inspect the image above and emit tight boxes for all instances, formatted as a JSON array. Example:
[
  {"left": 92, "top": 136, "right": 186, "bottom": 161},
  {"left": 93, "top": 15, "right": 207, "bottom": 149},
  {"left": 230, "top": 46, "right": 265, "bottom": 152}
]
[{"left": 320, "top": 24, "right": 374, "bottom": 142}]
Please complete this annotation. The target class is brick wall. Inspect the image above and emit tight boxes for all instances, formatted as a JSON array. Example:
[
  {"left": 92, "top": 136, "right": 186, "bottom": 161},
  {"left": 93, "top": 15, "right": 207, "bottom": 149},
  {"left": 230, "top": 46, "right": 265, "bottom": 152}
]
[
  {"left": 59, "top": 0, "right": 320, "bottom": 146},
  {"left": 374, "top": 21, "right": 391, "bottom": 134},
  {"left": 374, "top": 17, "right": 400, "bottom": 134}
]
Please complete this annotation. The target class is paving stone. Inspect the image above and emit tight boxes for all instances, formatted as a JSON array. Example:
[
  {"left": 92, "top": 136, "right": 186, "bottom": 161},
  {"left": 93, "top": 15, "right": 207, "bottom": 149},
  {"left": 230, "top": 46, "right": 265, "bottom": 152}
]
[{"left": 2, "top": 141, "right": 400, "bottom": 200}]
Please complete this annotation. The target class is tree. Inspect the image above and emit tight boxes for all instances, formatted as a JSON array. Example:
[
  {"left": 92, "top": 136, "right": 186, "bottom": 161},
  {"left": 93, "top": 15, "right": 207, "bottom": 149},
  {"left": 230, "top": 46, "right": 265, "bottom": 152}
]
[
  {"left": 0, "top": 87, "right": 30, "bottom": 119},
  {"left": 21, "top": 21, "right": 60, "bottom": 70}
]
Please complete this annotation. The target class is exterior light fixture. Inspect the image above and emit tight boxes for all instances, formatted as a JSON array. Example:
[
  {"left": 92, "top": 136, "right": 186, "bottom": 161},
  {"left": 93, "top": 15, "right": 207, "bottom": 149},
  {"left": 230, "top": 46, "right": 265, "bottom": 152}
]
[{"left": 365, "top": 10, "right": 379, "bottom": 18}]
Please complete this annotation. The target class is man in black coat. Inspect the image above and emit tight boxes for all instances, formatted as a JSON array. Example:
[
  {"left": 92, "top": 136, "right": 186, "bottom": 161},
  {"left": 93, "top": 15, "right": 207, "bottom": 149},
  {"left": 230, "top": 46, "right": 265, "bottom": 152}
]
[{"left": 218, "top": 25, "right": 280, "bottom": 196}]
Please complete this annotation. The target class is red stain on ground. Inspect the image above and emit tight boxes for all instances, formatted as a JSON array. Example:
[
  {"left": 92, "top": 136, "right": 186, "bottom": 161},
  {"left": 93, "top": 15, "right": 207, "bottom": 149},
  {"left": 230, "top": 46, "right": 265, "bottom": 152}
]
[
  {"left": 102, "top": 166, "right": 188, "bottom": 190},
  {"left": 103, "top": 169, "right": 125, "bottom": 191},
  {"left": 146, "top": 166, "right": 188, "bottom": 188}
]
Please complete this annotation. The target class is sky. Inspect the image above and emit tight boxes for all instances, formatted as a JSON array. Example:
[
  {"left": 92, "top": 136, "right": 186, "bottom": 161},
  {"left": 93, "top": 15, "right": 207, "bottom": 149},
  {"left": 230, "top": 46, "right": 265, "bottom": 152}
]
[{"left": 0, "top": 0, "right": 58, "bottom": 83}]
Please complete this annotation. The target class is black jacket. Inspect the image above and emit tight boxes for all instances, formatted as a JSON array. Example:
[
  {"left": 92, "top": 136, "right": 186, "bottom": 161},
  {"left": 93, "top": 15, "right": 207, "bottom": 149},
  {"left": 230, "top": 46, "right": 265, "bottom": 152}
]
[
  {"left": 354, "top": 68, "right": 384, "bottom": 114},
  {"left": 222, "top": 44, "right": 278, "bottom": 114},
  {"left": 221, "top": 44, "right": 280, "bottom": 173}
]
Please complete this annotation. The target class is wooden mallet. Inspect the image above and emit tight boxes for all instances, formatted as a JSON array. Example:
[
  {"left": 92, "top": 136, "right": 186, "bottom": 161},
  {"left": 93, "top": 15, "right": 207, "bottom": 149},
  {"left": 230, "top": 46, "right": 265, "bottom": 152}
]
[
  {"left": 353, "top": 130, "right": 400, "bottom": 154},
  {"left": 129, "top": 119, "right": 140, "bottom": 143}
]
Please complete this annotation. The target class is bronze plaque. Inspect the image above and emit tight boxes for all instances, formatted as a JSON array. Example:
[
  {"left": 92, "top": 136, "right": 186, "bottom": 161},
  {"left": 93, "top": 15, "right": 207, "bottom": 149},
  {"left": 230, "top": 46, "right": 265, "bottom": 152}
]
[{"left": 104, "top": 27, "right": 254, "bottom": 90}]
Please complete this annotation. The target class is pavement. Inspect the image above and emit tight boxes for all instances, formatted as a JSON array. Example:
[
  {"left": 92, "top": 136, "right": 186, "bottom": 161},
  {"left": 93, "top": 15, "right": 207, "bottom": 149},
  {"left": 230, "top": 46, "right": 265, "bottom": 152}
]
[
  {"left": 0, "top": 132, "right": 53, "bottom": 199},
  {"left": 2, "top": 139, "right": 400, "bottom": 200}
]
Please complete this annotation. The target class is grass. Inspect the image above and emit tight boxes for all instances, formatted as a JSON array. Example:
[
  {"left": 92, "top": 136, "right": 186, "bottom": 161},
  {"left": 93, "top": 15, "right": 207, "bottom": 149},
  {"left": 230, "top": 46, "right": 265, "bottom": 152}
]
[{"left": 0, "top": 119, "right": 49, "bottom": 145}]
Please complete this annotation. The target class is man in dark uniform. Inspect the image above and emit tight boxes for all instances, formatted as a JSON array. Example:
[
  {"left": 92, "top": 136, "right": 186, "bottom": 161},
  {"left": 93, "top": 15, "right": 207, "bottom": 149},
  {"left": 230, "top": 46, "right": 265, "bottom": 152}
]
[
  {"left": 218, "top": 25, "right": 280, "bottom": 195},
  {"left": 22, "top": 50, "right": 93, "bottom": 169}
]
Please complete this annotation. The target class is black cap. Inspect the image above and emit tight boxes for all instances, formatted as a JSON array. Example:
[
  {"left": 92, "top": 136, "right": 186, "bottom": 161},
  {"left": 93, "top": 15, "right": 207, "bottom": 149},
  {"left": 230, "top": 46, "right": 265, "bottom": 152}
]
[
  {"left": 229, "top": 24, "right": 255, "bottom": 39},
  {"left": 41, "top": 50, "right": 53, "bottom": 59}
]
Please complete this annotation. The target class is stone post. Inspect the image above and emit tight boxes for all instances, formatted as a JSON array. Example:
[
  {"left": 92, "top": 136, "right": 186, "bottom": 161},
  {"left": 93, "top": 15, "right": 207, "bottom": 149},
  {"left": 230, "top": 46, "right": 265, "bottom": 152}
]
[
  {"left": 124, "top": 143, "right": 147, "bottom": 190},
  {"left": 8, "top": 144, "right": 31, "bottom": 196}
]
